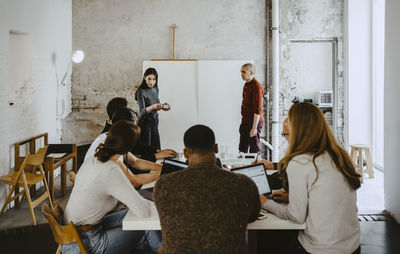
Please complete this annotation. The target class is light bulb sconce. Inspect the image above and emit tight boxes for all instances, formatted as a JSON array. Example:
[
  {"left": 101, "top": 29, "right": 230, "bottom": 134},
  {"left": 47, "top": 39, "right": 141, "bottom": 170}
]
[{"left": 60, "top": 50, "right": 85, "bottom": 86}]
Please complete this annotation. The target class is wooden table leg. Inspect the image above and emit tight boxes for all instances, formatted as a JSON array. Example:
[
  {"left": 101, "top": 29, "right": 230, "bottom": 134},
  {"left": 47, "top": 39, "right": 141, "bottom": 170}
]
[
  {"left": 365, "top": 148, "right": 374, "bottom": 178},
  {"left": 49, "top": 169, "right": 54, "bottom": 201},
  {"left": 61, "top": 164, "right": 66, "bottom": 197},
  {"left": 73, "top": 156, "right": 77, "bottom": 173},
  {"left": 357, "top": 149, "right": 364, "bottom": 184},
  {"left": 14, "top": 186, "right": 19, "bottom": 208}
]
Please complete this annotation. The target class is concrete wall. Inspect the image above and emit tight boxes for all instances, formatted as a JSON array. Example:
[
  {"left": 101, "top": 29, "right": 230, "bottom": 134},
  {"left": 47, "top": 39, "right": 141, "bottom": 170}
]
[
  {"left": 384, "top": 0, "right": 400, "bottom": 223},
  {"left": 0, "top": 0, "right": 72, "bottom": 204},
  {"left": 278, "top": 0, "right": 345, "bottom": 152},
  {"left": 65, "top": 0, "right": 267, "bottom": 143}
]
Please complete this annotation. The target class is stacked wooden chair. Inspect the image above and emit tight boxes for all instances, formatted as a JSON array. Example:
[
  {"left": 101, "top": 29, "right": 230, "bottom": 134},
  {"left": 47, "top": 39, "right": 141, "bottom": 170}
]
[{"left": 0, "top": 146, "right": 53, "bottom": 225}]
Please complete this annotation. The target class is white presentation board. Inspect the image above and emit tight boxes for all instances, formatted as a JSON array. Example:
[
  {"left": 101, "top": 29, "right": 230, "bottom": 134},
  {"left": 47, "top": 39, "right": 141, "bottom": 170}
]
[
  {"left": 143, "top": 60, "right": 252, "bottom": 153},
  {"left": 197, "top": 61, "right": 251, "bottom": 154},
  {"left": 143, "top": 61, "right": 198, "bottom": 152}
]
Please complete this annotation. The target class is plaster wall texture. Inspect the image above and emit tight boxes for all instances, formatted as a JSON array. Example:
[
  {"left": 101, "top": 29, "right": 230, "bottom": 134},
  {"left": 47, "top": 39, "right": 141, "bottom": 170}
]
[
  {"left": 65, "top": 0, "right": 267, "bottom": 144},
  {"left": 384, "top": 0, "right": 400, "bottom": 223},
  {"left": 276, "top": 0, "right": 345, "bottom": 155},
  {"left": 0, "top": 0, "right": 72, "bottom": 204}
]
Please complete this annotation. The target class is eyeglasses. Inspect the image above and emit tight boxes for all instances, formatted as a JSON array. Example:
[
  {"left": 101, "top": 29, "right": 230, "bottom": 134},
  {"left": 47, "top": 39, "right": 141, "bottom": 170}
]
[{"left": 281, "top": 131, "right": 290, "bottom": 138}]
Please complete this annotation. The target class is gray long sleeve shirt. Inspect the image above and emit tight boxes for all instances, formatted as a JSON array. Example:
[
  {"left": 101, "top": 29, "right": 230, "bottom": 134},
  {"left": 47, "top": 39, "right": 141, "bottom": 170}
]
[
  {"left": 264, "top": 152, "right": 360, "bottom": 254},
  {"left": 136, "top": 87, "right": 160, "bottom": 117}
]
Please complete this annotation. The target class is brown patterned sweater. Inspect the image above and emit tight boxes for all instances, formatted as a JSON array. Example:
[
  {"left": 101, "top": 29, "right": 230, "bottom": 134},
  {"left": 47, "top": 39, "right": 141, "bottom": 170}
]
[{"left": 154, "top": 162, "right": 260, "bottom": 254}]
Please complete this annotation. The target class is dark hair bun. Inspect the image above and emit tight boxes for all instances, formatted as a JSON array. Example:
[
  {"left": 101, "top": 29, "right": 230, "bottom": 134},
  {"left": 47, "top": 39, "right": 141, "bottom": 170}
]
[{"left": 95, "top": 121, "right": 141, "bottom": 162}]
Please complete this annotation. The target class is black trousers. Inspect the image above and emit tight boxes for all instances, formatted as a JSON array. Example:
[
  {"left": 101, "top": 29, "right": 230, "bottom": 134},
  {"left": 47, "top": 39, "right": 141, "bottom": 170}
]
[
  {"left": 139, "top": 115, "right": 161, "bottom": 150},
  {"left": 257, "top": 230, "right": 361, "bottom": 254}
]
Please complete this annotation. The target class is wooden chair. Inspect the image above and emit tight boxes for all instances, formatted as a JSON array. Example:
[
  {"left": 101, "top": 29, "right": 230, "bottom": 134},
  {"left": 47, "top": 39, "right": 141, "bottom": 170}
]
[
  {"left": 14, "top": 133, "right": 77, "bottom": 202},
  {"left": 42, "top": 201, "right": 88, "bottom": 254},
  {"left": 0, "top": 146, "right": 53, "bottom": 226}
]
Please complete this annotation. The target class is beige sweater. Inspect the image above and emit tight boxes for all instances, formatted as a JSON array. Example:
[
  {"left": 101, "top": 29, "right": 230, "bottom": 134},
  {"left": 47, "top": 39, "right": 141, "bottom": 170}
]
[{"left": 264, "top": 152, "right": 360, "bottom": 254}]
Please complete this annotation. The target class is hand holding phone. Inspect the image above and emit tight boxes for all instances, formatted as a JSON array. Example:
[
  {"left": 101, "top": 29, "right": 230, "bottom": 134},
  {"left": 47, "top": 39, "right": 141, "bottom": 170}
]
[{"left": 162, "top": 103, "right": 170, "bottom": 110}]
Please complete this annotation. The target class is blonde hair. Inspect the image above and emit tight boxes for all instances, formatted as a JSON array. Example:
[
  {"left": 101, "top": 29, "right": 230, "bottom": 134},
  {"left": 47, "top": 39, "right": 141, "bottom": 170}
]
[{"left": 279, "top": 102, "right": 360, "bottom": 190}]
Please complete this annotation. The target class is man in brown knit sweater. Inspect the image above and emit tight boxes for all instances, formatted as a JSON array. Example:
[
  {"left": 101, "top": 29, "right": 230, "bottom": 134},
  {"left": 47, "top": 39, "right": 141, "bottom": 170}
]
[{"left": 154, "top": 124, "right": 260, "bottom": 254}]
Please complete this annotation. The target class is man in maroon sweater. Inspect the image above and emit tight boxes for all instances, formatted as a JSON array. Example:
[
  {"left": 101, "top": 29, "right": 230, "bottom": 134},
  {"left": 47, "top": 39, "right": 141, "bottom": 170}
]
[{"left": 239, "top": 63, "right": 264, "bottom": 153}]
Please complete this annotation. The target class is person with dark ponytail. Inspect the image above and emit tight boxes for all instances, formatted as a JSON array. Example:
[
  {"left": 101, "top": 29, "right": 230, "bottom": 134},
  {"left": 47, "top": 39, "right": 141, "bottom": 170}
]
[
  {"left": 100, "top": 97, "right": 177, "bottom": 162},
  {"left": 260, "top": 102, "right": 361, "bottom": 254},
  {"left": 135, "top": 67, "right": 170, "bottom": 149},
  {"left": 85, "top": 107, "right": 162, "bottom": 187},
  {"left": 63, "top": 121, "right": 162, "bottom": 254}
]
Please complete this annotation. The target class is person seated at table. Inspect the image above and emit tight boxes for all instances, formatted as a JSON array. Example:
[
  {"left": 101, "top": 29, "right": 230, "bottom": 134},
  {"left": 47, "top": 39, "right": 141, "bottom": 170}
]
[
  {"left": 85, "top": 107, "right": 162, "bottom": 187},
  {"left": 154, "top": 124, "right": 260, "bottom": 253},
  {"left": 63, "top": 120, "right": 162, "bottom": 254},
  {"left": 102, "top": 97, "right": 176, "bottom": 162},
  {"left": 253, "top": 118, "right": 290, "bottom": 200},
  {"left": 260, "top": 102, "right": 361, "bottom": 254},
  {"left": 101, "top": 97, "right": 127, "bottom": 133}
]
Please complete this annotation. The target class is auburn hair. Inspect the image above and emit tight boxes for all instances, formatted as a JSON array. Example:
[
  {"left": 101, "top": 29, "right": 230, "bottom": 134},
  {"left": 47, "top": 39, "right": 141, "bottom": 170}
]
[
  {"left": 95, "top": 120, "right": 140, "bottom": 162},
  {"left": 279, "top": 102, "right": 361, "bottom": 190}
]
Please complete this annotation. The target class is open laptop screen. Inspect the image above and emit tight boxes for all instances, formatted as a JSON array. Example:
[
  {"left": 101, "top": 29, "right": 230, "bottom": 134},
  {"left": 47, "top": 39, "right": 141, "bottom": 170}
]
[
  {"left": 231, "top": 163, "right": 272, "bottom": 196},
  {"left": 161, "top": 158, "right": 188, "bottom": 175}
]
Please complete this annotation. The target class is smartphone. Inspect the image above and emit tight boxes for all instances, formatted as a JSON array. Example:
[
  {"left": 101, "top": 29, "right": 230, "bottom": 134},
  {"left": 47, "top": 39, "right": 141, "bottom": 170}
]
[
  {"left": 257, "top": 210, "right": 269, "bottom": 220},
  {"left": 162, "top": 104, "right": 170, "bottom": 110}
]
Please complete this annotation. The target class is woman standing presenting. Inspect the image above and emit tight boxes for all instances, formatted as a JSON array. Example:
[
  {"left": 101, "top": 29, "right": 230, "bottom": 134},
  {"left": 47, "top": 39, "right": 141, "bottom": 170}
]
[
  {"left": 261, "top": 102, "right": 361, "bottom": 254},
  {"left": 135, "top": 68, "right": 169, "bottom": 149}
]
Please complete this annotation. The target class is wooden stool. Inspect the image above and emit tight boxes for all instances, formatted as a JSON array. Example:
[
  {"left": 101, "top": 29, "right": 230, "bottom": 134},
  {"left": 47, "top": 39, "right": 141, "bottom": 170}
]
[{"left": 350, "top": 144, "right": 374, "bottom": 183}]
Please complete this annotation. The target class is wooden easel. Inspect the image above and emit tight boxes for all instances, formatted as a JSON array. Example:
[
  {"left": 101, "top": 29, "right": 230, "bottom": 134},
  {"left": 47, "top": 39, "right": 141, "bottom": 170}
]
[{"left": 152, "top": 24, "right": 197, "bottom": 61}]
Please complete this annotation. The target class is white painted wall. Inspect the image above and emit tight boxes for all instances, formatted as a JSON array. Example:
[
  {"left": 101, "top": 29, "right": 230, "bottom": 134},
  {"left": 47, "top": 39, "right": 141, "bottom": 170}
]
[
  {"left": 0, "top": 0, "right": 71, "bottom": 204},
  {"left": 384, "top": 0, "right": 400, "bottom": 223},
  {"left": 346, "top": 0, "right": 373, "bottom": 147},
  {"left": 372, "top": 0, "right": 385, "bottom": 168}
]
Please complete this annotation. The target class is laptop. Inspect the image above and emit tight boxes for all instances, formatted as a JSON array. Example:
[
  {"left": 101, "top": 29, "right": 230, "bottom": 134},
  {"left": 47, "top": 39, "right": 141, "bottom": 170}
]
[
  {"left": 231, "top": 163, "right": 272, "bottom": 219},
  {"left": 139, "top": 158, "right": 188, "bottom": 201}
]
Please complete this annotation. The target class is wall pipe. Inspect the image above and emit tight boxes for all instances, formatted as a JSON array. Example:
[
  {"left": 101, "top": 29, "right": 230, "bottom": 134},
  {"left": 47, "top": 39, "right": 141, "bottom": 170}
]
[
  {"left": 265, "top": 0, "right": 271, "bottom": 161},
  {"left": 271, "top": 0, "right": 280, "bottom": 162}
]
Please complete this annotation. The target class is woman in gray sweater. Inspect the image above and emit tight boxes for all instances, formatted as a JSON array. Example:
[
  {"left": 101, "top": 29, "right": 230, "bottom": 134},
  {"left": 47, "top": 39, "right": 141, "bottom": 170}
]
[
  {"left": 261, "top": 102, "right": 361, "bottom": 254},
  {"left": 135, "top": 68, "right": 169, "bottom": 149}
]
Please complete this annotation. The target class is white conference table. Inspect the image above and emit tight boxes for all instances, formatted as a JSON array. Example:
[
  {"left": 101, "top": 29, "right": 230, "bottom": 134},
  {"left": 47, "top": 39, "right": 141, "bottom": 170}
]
[
  {"left": 123, "top": 154, "right": 305, "bottom": 231},
  {"left": 122, "top": 206, "right": 305, "bottom": 231},
  {"left": 122, "top": 155, "right": 305, "bottom": 253}
]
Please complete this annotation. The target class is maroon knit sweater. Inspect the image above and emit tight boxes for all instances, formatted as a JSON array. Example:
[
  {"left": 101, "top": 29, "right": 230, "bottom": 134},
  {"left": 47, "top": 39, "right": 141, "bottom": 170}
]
[{"left": 241, "top": 78, "right": 264, "bottom": 124}]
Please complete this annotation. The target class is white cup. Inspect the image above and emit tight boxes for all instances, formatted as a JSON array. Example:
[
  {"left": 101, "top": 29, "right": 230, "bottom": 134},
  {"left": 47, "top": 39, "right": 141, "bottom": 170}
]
[{"left": 219, "top": 145, "right": 228, "bottom": 160}]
